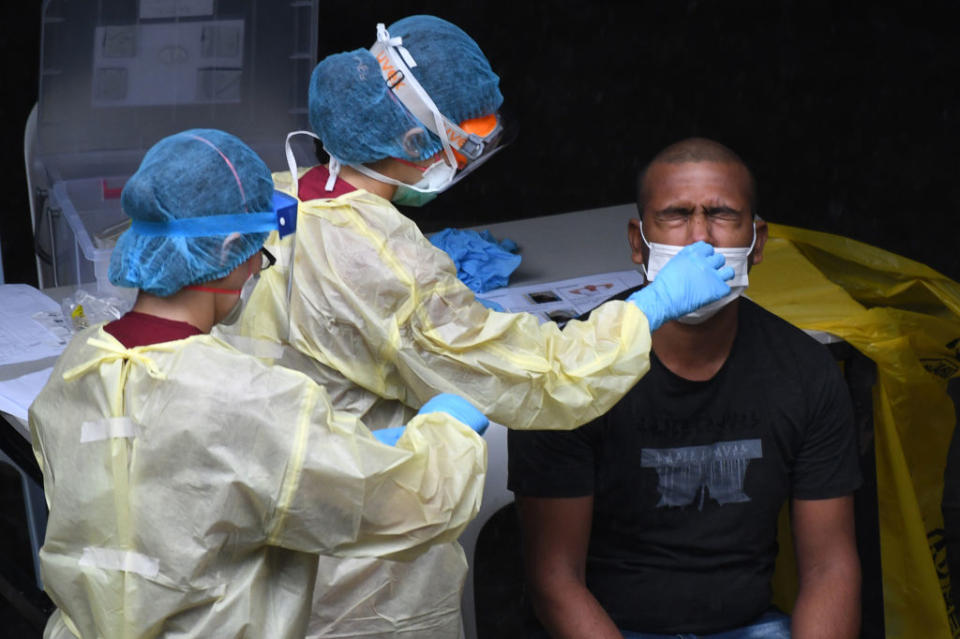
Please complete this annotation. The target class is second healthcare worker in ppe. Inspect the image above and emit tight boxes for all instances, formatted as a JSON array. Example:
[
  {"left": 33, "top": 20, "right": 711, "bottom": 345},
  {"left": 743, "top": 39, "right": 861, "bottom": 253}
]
[
  {"left": 231, "top": 15, "right": 734, "bottom": 638},
  {"left": 28, "top": 129, "right": 489, "bottom": 639}
]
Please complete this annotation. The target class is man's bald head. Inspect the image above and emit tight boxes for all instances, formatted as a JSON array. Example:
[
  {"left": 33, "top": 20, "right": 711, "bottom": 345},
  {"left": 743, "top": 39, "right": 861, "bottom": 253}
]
[{"left": 637, "top": 138, "right": 757, "bottom": 216}]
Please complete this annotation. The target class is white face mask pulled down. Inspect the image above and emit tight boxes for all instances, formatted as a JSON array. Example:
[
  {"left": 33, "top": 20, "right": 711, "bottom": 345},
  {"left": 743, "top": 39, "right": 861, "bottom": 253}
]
[
  {"left": 219, "top": 272, "right": 259, "bottom": 326},
  {"left": 640, "top": 222, "right": 757, "bottom": 324}
]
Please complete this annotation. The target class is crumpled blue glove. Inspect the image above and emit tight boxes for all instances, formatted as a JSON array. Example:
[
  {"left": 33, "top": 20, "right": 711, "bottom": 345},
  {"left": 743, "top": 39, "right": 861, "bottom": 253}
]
[
  {"left": 429, "top": 228, "right": 522, "bottom": 293},
  {"left": 418, "top": 393, "right": 489, "bottom": 436},
  {"left": 627, "top": 241, "right": 734, "bottom": 331}
]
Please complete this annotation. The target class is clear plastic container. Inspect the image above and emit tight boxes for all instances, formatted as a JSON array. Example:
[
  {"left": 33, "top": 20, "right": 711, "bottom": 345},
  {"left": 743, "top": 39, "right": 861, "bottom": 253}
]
[
  {"left": 50, "top": 178, "right": 128, "bottom": 294},
  {"left": 35, "top": 0, "right": 319, "bottom": 291}
]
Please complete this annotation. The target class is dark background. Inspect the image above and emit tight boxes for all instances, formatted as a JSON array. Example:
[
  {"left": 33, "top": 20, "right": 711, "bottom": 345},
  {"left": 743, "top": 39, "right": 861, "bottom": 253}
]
[
  {"left": 3, "top": 0, "right": 958, "bottom": 284},
  {"left": 0, "top": 2, "right": 954, "bottom": 635}
]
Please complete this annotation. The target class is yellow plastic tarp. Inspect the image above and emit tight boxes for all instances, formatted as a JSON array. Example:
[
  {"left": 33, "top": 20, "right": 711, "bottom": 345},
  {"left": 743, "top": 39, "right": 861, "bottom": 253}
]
[{"left": 750, "top": 223, "right": 960, "bottom": 638}]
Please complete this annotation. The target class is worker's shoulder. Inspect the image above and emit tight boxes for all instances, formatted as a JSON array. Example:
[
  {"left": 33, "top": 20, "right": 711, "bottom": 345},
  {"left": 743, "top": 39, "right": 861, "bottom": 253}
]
[{"left": 183, "top": 334, "right": 328, "bottom": 394}]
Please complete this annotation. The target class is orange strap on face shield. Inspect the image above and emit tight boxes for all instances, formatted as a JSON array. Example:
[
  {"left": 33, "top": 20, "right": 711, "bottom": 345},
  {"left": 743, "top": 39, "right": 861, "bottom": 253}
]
[
  {"left": 452, "top": 114, "right": 500, "bottom": 168},
  {"left": 396, "top": 114, "right": 502, "bottom": 170}
]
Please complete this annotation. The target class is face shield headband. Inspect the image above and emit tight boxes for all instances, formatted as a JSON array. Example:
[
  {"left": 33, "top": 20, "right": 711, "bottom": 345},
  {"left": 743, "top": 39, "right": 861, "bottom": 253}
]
[
  {"left": 298, "top": 23, "right": 505, "bottom": 196},
  {"left": 132, "top": 190, "right": 298, "bottom": 298},
  {"left": 131, "top": 191, "right": 297, "bottom": 240},
  {"left": 369, "top": 23, "right": 505, "bottom": 178}
]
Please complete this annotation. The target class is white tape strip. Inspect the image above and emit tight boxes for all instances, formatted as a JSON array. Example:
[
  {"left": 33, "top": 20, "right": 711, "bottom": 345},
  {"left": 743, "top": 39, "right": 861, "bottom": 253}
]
[
  {"left": 80, "top": 417, "right": 139, "bottom": 443},
  {"left": 79, "top": 547, "right": 159, "bottom": 579}
]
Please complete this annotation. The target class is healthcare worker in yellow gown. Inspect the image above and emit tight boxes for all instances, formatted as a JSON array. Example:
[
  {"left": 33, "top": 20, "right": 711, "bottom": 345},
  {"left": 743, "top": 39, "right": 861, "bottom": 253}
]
[
  {"left": 28, "top": 129, "right": 490, "bottom": 639},
  {"left": 230, "top": 16, "right": 737, "bottom": 638}
]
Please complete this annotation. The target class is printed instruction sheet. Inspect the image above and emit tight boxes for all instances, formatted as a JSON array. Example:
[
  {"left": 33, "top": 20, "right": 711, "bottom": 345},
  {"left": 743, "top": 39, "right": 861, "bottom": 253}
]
[
  {"left": 478, "top": 269, "right": 644, "bottom": 324},
  {"left": 0, "top": 285, "right": 69, "bottom": 366},
  {"left": 0, "top": 367, "right": 54, "bottom": 422}
]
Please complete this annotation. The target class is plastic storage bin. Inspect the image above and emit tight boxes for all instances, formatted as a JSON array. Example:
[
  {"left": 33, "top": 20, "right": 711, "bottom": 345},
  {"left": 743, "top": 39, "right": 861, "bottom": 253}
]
[
  {"left": 33, "top": 0, "right": 319, "bottom": 290},
  {"left": 50, "top": 177, "right": 127, "bottom": 294}
]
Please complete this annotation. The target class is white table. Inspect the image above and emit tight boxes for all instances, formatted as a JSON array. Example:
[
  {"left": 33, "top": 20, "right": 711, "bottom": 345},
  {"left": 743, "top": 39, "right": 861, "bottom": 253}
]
[
  {"left": 474, "top": 203, "right": 639, "bottom": 286},
  {"left": 0, "top": 285, "right": 76, "bottom": 597}
]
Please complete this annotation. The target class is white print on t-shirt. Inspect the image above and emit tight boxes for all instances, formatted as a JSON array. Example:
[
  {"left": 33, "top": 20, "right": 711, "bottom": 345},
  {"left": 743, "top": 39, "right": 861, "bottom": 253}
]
[{"left": 640, "top": 439, "right": 763, "bottom": 510}]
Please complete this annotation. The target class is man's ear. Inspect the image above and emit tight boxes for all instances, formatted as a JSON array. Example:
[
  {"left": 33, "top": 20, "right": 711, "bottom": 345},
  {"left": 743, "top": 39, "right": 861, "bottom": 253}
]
[
  {"left": 751, "top": 218, "right": 769, "bottom": 266},
  {"left": 627, "top": 218, "right": 647, "bottom": 266}
]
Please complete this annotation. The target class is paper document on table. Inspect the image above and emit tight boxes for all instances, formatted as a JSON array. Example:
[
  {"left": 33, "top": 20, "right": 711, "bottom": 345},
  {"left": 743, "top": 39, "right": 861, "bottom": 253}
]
[
  {"left": 0, "top": 367, "right": 54, "bottom": 422},
  {"left": 0, "top": 285, "right": 69, "bottom": 365},
  {"left": 478, "top": 269, "right": 644, "bottom": 324}
]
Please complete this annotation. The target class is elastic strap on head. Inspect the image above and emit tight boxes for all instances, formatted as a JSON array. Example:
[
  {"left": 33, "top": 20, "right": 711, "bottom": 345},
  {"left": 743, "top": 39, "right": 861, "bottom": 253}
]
[
  {"left": 187, "top": 134, "right": 248, "bottom": 211},
  {"left": 130, "top": 191, "right": 296, "bottom": 239},
  {"left": 340, "top": 158, "right": 452, "bottom": 194},
  {"left": 370, "top": 24, "right": 500, "bottom": 166},
  {"left": 371, "top": 25, "right": 458, "bottom": 172},
  {"left": 285, "top": 130, "right": 323, "bottom": 195},
  {"left": 132, "top": 213, "right": 277, "bottom": 237}
]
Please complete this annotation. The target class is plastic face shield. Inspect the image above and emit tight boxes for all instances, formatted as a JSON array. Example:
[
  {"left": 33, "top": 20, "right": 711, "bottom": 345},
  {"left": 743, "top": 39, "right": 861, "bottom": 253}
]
[
  {"left": 445, "top": 111, "right": 515, "bottom": 187},
  {"left": 369, "top": 24, "right": 511, "bottom": 191}
]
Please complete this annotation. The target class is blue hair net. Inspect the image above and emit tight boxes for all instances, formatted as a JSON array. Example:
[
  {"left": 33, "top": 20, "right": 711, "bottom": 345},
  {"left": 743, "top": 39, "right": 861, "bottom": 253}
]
[
  {"left": 309, "top": 15, "right": 503, "bottom": 164},
  {"left": 108, "top": 129, "right": 273, "bottom": 297}
]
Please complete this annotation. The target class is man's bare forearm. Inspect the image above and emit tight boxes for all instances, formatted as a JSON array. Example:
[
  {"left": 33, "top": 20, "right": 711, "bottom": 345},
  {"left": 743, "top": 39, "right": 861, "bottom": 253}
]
[
  {"left": 791, "top": 496, "right": 860, "bottom": 639},
  {"left": 791, "top": 558, "right": 861, "bottom": 639},
  {"left": 529, "top": 576, "right": 623, "bottom": 639}
]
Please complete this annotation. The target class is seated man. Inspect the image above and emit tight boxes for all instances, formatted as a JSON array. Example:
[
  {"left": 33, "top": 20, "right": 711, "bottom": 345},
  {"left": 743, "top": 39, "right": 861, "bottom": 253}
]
[{"left": 508, "top": 138, "right": 862, "bottom": 638}]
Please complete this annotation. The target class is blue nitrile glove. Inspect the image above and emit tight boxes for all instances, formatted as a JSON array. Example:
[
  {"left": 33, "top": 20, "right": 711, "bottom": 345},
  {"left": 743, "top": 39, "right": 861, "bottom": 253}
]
[
  {"left": 476, "top": 297, "right": 505, "bottom": 312},
  {"left": 418, "top": 393, "right": 489, "bottom": 436},
  {"left": 429, "top": 228, "right": 522, "bottom": 293},
  {"left": 373, "top": 426, "right": 406, "bottom": 446},
  {"left": 373, "top": 395, "right": 489, "bottom": 446},
  {"left": 627, "top": 241, "right": 734, "bottom": 331}
]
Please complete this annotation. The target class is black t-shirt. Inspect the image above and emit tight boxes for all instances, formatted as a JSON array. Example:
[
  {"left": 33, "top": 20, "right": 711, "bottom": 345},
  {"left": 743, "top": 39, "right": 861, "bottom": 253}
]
[{"left": 508, "top": 298, "right": 862, "bottom": 634}]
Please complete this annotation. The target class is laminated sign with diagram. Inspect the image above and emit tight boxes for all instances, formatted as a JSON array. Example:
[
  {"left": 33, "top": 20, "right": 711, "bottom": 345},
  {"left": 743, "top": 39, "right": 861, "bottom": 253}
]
[{"left": 749, "top": 223, "right": 960, "bottom": 638}]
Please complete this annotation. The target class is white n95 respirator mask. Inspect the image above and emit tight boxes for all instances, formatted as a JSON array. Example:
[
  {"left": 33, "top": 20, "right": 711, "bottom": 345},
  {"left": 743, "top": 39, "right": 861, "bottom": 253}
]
[
  {"left": 640, "top": 222, "right": 757, "bottom": 324},
  {"left": 390, "top": 158, "right": 457, "bottom": 207},
  {"left": 219, "top": 272, "right": 259, "bottom": 326}
]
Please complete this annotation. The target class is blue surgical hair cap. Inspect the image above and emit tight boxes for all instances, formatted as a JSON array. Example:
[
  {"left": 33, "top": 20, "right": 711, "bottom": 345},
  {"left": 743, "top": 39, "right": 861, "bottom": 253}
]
[
  {"left": 108, "top": 129, "right": 273, "bottom": 297},
  {"left": 309, "top": 15, "right": 503, "bottom": 164}
]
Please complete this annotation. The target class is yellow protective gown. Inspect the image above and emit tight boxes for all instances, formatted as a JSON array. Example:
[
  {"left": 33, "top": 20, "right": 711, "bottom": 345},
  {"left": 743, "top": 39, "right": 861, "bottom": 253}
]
[
  {"left": 228, "top": 169, "right": 653, "bottom": 638},
  {"left": 239, "top": 169, "right": 653, "bottom": 430},
  {"left": 29, "top": 326, "right": 485, "bottom": 639}
]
